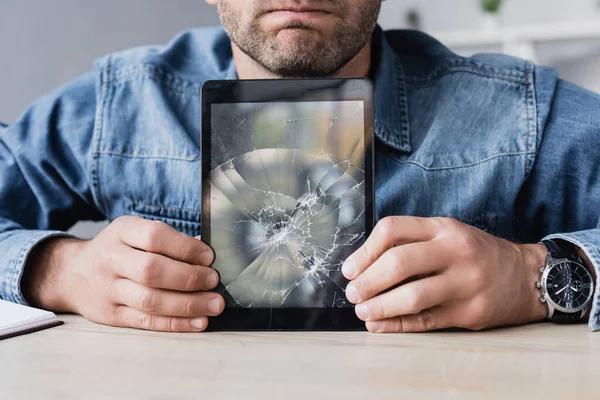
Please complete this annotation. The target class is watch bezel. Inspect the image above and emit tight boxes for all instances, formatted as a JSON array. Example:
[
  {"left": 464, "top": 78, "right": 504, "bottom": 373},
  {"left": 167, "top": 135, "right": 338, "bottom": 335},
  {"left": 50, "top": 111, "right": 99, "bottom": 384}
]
[{"left": 541, "top": 257, "right": 594, "bottom": 314}]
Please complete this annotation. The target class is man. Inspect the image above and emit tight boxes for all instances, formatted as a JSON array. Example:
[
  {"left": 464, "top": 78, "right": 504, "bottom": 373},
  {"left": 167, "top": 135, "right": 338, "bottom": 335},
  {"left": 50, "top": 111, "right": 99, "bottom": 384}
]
[{"left": 1, "top": 0, "right": 599, "bottom": 333}]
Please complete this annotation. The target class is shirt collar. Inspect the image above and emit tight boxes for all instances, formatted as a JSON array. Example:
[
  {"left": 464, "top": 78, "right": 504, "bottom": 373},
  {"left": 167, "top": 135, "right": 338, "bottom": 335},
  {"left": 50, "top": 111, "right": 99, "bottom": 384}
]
[
  {"left": 371, "top": 26, "right": 412, "bottom": 153},
  {"left": 222, "top": 26, "right": 412, "bottom": 153},
  {"left": 225, "top": 53, "right": 238, "bottom": 80}
]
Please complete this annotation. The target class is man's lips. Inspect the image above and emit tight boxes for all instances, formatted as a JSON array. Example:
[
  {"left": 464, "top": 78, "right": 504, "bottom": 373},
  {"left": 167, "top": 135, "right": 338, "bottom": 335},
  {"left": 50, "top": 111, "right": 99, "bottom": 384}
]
[
  {"left": 266, "top": 4, "right": 332, "bottom": 13},
  {"left": 262, "top": 9, "right": 331, "bottom": 24}
]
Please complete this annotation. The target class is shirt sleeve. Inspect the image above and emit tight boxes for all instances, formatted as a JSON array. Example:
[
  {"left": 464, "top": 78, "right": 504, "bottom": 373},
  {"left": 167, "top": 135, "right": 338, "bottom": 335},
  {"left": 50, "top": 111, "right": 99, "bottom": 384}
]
[
  {"left": 514, "top": 69, "right": 600, "bottom": 331},
  {"left": 0, "top": 72, "right": 105, "bottom": 305}
]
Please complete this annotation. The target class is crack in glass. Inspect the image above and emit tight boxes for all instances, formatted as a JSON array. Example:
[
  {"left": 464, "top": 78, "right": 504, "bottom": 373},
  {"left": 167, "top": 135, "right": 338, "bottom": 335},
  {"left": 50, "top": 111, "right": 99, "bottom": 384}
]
[{"left": 208, "top": 101, "right": 366, "bottom": 308}]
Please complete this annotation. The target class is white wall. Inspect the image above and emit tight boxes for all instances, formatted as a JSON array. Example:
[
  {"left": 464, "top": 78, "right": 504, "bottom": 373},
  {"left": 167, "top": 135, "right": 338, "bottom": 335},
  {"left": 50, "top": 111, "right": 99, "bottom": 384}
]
[
  {"left": 0, "top": 0, "right": 219, "bottom": 124},
  {"left": 380, "top": 0, "right": 600, "bottom": 32}
]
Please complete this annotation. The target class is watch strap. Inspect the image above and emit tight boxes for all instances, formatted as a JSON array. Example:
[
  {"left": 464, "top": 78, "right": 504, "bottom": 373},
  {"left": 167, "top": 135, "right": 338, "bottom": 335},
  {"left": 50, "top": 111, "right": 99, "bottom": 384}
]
[
  {"left": 542, "top": 239, "right": 579, "bottom": 260},
  {"left": 551, "top": 309, "right": 585, "bottom": 324}
]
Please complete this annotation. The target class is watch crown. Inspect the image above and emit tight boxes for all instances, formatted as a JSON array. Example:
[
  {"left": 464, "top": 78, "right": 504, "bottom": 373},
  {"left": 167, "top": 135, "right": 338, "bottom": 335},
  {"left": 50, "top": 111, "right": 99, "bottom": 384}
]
[
  {"left": 539, "top": 266, "right": 546, "bottom": 273},
  {"left": 540, "top": 296, "right": 547, "bottom": 303},
  {"left": 536, "top": 281, "right": 542, "bottom": 289}
]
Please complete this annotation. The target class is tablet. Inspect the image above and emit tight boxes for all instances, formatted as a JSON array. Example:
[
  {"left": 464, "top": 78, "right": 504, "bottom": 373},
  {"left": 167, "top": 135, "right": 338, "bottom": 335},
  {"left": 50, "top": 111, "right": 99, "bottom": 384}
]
[{"left": 201, "top": 79, "right": 374, "bottom": 330}]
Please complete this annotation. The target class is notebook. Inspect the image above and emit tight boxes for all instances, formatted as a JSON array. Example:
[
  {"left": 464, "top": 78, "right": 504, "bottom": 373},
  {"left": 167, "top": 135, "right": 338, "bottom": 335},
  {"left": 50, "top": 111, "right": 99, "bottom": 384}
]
[{"left": 0, "top": 299, "right": 63, "bottom": 340}]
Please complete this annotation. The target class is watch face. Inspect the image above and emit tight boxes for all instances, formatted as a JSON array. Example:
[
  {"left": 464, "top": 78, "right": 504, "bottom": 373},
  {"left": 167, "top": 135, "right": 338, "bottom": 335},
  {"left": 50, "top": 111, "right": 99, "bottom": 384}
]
[{"left": 544, "top": 260, "right": 594, "bottom": 312}]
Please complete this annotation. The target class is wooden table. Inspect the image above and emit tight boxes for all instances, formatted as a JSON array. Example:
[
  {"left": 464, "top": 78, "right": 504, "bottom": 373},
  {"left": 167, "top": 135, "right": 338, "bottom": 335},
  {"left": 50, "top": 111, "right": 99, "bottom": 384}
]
[{"left": 1, "top": 315, "right": 599, "bottom": 399}]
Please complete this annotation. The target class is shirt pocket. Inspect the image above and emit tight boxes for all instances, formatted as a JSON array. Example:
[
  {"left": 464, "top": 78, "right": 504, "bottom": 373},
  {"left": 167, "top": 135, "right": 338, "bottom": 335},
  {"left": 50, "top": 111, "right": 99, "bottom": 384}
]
[
  {"left": 375, "top": 140, "right": 518, "bottom": 239},
  {"left": 128, "top": 200, "right": 201, "bottom": 238}
]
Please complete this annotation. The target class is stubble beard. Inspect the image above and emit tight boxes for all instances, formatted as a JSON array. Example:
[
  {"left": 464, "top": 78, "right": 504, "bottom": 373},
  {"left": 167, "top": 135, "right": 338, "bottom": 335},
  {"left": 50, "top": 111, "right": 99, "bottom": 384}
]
[{"left": 218, "top": 1, "right": 381, "bottom": 77}]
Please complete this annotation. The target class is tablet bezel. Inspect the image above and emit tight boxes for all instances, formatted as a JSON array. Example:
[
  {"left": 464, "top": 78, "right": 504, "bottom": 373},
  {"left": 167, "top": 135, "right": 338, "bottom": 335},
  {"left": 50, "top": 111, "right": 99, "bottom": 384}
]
[{"left": 201, "top": 79, "right": 374, "bottom": 331}]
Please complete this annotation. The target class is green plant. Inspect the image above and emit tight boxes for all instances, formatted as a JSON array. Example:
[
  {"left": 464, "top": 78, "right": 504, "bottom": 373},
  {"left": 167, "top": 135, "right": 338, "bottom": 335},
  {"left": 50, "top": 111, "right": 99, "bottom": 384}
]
[
  {"left": 406, "top": 9, "right": 421, "bottom": 29},
  {"left": 480, "top": 0, "right": 503, "bottom": 14}
]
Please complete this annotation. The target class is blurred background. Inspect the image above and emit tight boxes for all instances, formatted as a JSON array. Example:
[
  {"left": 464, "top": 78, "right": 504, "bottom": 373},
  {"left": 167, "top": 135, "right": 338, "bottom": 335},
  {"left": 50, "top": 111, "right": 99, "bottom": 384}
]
[{"left": 1, "top": 0, "right": 600, "bottom": 237}]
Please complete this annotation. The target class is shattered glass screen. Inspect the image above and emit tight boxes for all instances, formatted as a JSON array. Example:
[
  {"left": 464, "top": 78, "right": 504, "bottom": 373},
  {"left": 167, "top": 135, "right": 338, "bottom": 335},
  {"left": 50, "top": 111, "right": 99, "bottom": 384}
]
[{"left": 208, "top": 101, "right": 366, "bottom": 308}]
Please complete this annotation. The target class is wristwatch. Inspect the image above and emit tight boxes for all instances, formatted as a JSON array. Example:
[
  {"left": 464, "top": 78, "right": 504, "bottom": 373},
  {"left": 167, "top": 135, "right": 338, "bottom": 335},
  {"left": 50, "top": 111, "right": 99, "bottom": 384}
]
[{"left": 537, "top": 239, "right": 595, "bottom": 323}]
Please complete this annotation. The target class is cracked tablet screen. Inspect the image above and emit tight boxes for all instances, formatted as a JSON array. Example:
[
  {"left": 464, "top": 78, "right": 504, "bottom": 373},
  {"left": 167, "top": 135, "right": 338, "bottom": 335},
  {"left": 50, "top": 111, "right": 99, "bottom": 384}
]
[{"left": 208, "top": 101, "right": 366, "bottom": 308}]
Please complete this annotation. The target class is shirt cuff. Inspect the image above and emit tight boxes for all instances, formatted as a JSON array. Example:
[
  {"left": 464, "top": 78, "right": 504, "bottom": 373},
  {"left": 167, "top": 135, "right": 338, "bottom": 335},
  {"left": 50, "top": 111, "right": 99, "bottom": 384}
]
[
  {"left": 0, "top": 230, "right": 76, "bottom": 306},
  {"left": 543, "top": 230, "right": 600, "bottom": 331}
]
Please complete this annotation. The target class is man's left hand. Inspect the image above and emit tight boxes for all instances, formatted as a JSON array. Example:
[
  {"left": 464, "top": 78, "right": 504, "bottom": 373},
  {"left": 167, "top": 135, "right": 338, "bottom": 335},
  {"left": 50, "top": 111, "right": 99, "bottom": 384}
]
[{"left": 342, "top": 216, "right": 549, "bottom": 333}]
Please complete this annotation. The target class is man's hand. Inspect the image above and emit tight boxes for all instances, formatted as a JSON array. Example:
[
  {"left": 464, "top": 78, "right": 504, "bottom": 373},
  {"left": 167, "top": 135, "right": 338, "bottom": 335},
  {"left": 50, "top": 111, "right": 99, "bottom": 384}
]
[
  {"left": 342, "top": 217, "right": 548, "bottom": 333},
  {"left": 22, "top": 216, "right": 223, "bottom": 332}
]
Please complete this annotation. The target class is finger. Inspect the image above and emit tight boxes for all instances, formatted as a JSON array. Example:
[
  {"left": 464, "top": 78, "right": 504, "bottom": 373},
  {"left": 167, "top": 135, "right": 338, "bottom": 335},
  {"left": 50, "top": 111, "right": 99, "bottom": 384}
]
[
  {"left": 354, "top": 274, "right": 456, "bottom": 321},
  {"left": 113, "top": 247, "right": 220, "bottom": 291},
  {"left": 342, "top": 216, "right": 442, "bottom": 280},
  {"left": 111, "top": 279, "right": 225, "bottom": 317},
  {"left": 365, "top": 306, "right": 458, "bottom": 333},
  {"left": 112, "top": 305, "right": 209, "bottom": 332},
  {"left": 345, "top": 240, "right": 451, "bottom": 304},
  {"left": 116, "top": 216, "right": 214, "bottom": 265}
]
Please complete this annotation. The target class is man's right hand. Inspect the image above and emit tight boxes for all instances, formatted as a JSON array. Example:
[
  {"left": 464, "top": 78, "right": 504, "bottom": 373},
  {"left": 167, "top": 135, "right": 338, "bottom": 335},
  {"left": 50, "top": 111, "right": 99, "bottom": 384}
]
[{"left": 22, "top": 216, "right": 224, "bottom": 332}]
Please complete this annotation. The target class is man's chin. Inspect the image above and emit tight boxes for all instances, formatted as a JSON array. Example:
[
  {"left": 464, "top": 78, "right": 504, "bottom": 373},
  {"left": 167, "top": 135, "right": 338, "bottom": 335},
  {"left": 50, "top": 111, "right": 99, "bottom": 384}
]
[
  {"left": 263, "top": 50, "right": 335, "bottom": 77},
  {"left": 263, "top": 59, "right": 339, "bottom": 78}
]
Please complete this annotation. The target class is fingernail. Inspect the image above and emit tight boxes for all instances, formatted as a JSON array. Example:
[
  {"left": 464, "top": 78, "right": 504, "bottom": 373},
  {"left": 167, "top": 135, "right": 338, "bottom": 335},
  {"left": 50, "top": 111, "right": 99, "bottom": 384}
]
[
  {"left": 345, "top": 284, "right": 360, "bottom": 303},
  {"left": 209, "top": 298, "right": 222, "bottom": 314},
  {"left": 199, "top": 249, "right": 214, "bottom": 266},
  {"left": 205, "top": 272, "right": 219, "bottom": 289},
  {"left": 342, "top": 259, "right": 355, "bottom": 278},
  {"left": 191, "top": 318, "right": 205, "bottom": 330},
  {"left": 366, "top": 321, "right": 383, "bottom": 333},
  {"left": 355, "top": 303, "right": 369, "bottom": 320}
]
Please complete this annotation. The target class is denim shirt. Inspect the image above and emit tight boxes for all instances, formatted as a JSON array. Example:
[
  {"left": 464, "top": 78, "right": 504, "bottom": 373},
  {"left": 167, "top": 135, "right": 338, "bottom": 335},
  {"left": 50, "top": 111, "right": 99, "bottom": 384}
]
[{"left": 1, "top": 26, "right": 599, "bottom": 331}]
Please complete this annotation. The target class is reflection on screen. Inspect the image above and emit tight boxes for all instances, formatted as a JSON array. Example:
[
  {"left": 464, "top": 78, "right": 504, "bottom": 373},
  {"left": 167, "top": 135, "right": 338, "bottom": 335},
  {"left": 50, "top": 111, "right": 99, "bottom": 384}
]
[{"left": 208, "top": 101, "right": 365, "bottom": 308}]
